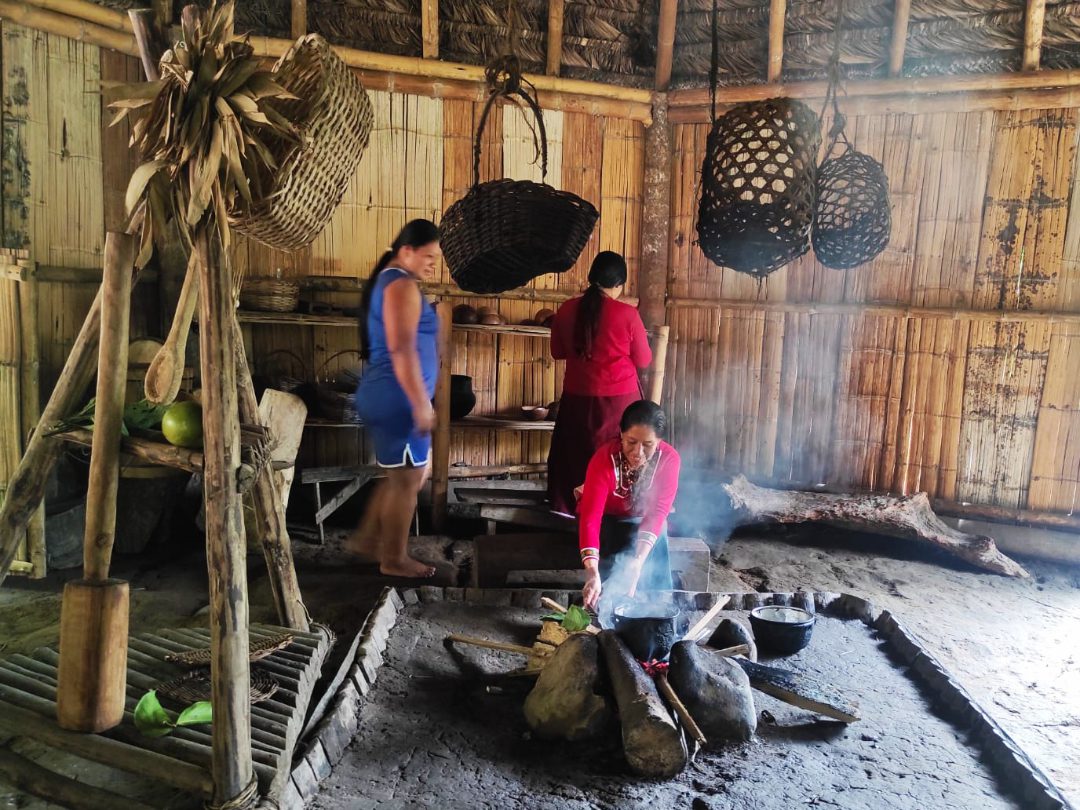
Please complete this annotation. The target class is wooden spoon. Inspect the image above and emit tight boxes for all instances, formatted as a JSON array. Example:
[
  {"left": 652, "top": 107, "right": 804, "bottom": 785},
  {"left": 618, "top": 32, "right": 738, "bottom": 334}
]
[{"left": 144, "top": 253, "right": 198, "bottom": 405}]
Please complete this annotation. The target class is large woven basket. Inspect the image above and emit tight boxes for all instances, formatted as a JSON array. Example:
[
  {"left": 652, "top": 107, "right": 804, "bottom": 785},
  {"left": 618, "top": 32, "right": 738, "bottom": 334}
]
[
  {"left": 231, "top": 34, "right": 374, "bottom": 251},
  {"left": 316, "top": 350, "right": 362, "bottom": 423},
  {"left": 441, "top": 85, "right": 598, "bottom": 294},
  {"left": 697, "top": 97, "right": 821, "bottom": 278},
  {"left": 240, "top": 277, "right": 301, "bottom": 312},
  {"left": 813, "top": 147, "right": 891, "bottom": 269}
]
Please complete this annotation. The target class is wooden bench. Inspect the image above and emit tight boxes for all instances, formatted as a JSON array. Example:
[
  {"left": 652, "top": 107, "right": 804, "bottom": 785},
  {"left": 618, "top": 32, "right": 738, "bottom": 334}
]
[{"left": 299, "top": 465, "right": 383, "bottom": 544}]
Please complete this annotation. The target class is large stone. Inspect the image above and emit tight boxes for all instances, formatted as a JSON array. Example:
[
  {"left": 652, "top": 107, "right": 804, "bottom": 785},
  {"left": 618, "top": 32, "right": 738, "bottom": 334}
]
[
  {"left": 523, "top": 633, "right": 611, "bottom": 741},
  {"left": 668, "top": 641, "right": 756, "bottom": 742},
  {"left": 707, "top": 617, "right": 758, "bottom": 661}
]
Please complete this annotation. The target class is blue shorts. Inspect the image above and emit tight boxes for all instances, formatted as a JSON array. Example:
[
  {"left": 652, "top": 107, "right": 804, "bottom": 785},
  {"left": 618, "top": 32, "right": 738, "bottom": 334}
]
[{"left": 355, "top": 377, "right": 431, "bottom": 468}]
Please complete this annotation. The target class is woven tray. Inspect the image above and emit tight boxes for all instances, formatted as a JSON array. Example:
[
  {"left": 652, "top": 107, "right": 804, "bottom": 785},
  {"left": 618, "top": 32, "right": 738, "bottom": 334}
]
[
  {"left": 240, "top": 278, "right": 301, "bottom": 313},
  {"left": 157, "top": 667, "right": 279, "bottom": 705},
  {"left": 164, "top": 632, "right": 294, "bottom": 668}
]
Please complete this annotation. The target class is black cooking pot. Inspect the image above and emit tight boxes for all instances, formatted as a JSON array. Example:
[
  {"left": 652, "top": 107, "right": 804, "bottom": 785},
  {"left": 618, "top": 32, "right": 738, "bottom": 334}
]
[
  {"left": 450, "top": 375, "right": 476, "bottom": 420},
  {"left": 612, "top": 601, "right": 689, "bottom": 662}
]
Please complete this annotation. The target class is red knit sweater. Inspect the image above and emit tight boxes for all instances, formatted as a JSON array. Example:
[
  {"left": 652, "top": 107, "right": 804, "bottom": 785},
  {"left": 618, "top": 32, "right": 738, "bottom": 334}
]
[
  {"left": 550, "top": 295, "right": 652, "bottom": 396},
  {"left": 577, "top": 438, "right": 681, "bottom": 562}
]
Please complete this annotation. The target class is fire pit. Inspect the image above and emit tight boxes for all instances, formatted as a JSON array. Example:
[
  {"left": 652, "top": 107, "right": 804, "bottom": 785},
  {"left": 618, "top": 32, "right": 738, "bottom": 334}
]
[{"left": 292, "top": 588, "right": 1067, "bottom": 810}]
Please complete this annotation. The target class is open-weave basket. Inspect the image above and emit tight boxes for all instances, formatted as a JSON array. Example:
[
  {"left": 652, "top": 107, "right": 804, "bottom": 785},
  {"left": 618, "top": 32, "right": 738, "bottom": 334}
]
[
  {"left": 697, "top": 97, "right": 821, "bottom": 278},
  {"left": 813, "top": 147, "right": 891, "bottom": 270},
  {"left": 239, "top": 277, "right": 301, "bottom": 312},
  {"left": 157, "top": 667, "right": 279, "bottom": 705},
  {"left": 440, "top": 79, "right": 598, "bottom": 294},
  {"left": 164, "top": 632, "right": 294, "bottom": 667},
  {"left": 316, "top": 350, "right": 362, "bottom": 423},
  {"left": 231, "top": 34, "right": 374, "bottom": 251}
]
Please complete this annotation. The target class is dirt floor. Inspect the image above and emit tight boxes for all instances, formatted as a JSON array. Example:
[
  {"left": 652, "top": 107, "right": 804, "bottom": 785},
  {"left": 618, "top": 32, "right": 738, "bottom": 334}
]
[
  {"left": 0, "top": 522, "right": 1078, "bottom": 808},
  {"left": 312, "top": 601, "right": 1024, "bottom": 810}
]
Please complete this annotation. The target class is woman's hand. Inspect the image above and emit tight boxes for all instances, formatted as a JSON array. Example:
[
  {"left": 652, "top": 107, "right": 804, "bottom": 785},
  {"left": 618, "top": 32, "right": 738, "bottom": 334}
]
[
  {"left": 412, "top": 400, "right": 435, "bottom": 434},
  {"left": 583, "top": 564, "right": 602, "bottom": 610}
]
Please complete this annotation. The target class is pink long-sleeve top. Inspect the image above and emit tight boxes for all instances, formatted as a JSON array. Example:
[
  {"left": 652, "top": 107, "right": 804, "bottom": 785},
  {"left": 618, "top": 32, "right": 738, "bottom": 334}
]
[
  {"left": 577, "top": 437, "right": 681, "bottom": 563},
  {"left": 550, "top": 295, "right": 652, "bottom": 396}
]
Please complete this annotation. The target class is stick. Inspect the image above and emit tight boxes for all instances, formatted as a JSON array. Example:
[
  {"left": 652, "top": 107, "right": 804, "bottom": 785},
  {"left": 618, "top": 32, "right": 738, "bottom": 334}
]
[
  {"left": 655, "top": 672, "right": 707, "bottom": 746},
  {"left": 540, "top": 597, "right": 600, "bottom": 635},
  {"left": 682, "top": 595, "right": 730, "bottom": 642},
  {"left": 705, "top": 643, "right": 750, "bottom": 658},
  {"left": 445, "top": 634, "right": 540, "bottom": 657}
]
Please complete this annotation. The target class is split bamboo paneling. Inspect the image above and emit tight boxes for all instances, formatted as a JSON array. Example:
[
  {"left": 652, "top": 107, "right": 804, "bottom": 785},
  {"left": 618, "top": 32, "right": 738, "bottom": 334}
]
[{"left": 668, "top": 105, "right": 1080, "bottom": 516}]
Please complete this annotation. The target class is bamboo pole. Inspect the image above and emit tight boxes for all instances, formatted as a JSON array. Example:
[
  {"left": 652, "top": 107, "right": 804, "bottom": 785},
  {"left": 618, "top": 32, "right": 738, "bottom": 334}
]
[
  {"left": 640, "top": 95, "right": 671, "bottom": 332},
  {"left": 767, "top": 0, "right": 786, "bottom": 82},
  {"left": 0, "top": 0, "right": 134, "bottom": 51},
  {"left": 151, "top": 0, "right": 171, "bottom": 33},
  {"left": 421, "top": 0, "right": 437, "bottom": 59},
  {"left": 431, "top": 302, "right": 453, "bottom": 532},
  {"left": 16, "top": 268, "right": 45, "bottom": 578},
  {"left": 232, "top": 316, "right": 309, "bottom": 632},
  {"left": 654, "top": 0, "right": 677, "bottom": 90},
  {"left": 545, "top": 0, "right": 563, "bottom": 76},
  {"left": 0, "top": 747, "right": 157, "bottom": 810},
  {"left": 888, "top": 0, "right": 911, "bottom": 77},
  {"left": 194, "top": 228, "right": 253, "bottom": 805},
  {"left": 290, "top": 0, "right": 306, "bottom": 39},
  {"left": 647, "top": 325, "right": 670, "bottom": 405},
  {"left": 1023, "top": 0, "right": 1047, "bottom": 71},
  {"left": 128, "top": 9, "right": 161, "bottom": 81}
]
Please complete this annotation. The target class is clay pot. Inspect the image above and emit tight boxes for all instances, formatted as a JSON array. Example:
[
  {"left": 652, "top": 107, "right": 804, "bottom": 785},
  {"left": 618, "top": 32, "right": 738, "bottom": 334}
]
[
  {"left": 450, "top": 375, "right": 476, "bottom": 420},
  {"left": 541, "top": 316, "right": 555, "bottom": 328},
  {"left": 547, "top": 399, "right": 560, "bottom": 421},
  {"left": 521, "top": 405, "right": 550, "bottom": 421},
  {"left": 453, "top": 304, "right": 478, "bottom": 324},
  {"left": 480, "top": 313, "right": 502, "bottom": 325},
  {"left": 520, "top": 318, "right": 537, "bottom": 326},
  {"left": 534, "top": 308, "right": 555, "bottom": 324}
]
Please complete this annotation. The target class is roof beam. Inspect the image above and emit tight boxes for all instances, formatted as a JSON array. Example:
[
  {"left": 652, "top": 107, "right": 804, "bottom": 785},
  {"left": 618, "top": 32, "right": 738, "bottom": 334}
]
[
  {"left": 1022, "top": 0, "right": 1046, "bottom": 71},
  {"left": 290, "top": 0, "right": 305, "bottom": 38},
  {"left": 767, "top": 0, "right": 786, "bottom": 81},
  {"left": 151, "top": 0, "right": 171, "bottom": 34},
  {"left": 888, "top": 0, "right": 910, "bottom": 77},
  {"left": 422, "top": 0, "right": 438, "bottom": 59},
  {"left": 546, "top": 0, "right": 563, "bottom": 76},
  {"left": 654, "top": 0, "right": 677, "bottom": 90}
]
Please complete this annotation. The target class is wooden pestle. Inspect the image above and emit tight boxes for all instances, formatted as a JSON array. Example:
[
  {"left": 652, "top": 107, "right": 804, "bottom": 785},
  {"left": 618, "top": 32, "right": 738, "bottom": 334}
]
[
  {"left": 144, "top": 251, "right": 198, "bottom": 405},
  {"left": 56, "top": 232, "right": 135, "bottom": 732}
]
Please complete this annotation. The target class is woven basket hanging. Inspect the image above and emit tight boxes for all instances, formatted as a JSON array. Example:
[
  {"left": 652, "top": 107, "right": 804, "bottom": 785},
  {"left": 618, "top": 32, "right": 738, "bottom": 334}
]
[
  {"left": 231, "top": 34, "right": 374, "bottom": 251},
  {"left": 440, "top": 59, "right": 599, "bottom": 294},
  {"left": 694, "top": 0, "right": 820, "bottom": 278}
]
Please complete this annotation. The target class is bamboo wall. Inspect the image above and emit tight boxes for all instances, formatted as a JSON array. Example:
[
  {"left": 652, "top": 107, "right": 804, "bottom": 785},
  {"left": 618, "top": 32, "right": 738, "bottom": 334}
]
[{"left": 668, "top": 108, "right": 1080, "bottom": 514}]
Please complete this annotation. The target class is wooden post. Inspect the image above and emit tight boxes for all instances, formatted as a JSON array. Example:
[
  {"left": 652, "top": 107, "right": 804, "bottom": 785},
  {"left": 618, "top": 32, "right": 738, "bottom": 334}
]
[
  {"left": 639, "top": 94, "right": 671, "bottom": 333},
  {"left": 195, "top": 228, "right": 253, "bottom": 805},
  {"left": 888, "top": 0, "right": 911, "bottom": 77},
  {"left": 233, "top": 316, "right": 309, "bottom": 632},
  {"left": 290, "top": 0, "right": 306, "bottom": 39},
  {"left": 767, "top": 0, "right": 786, "bottom": 82},
  {"left": 421, "top": 0, "right": 437, "bottom": 59},
  {"left": 128, "top": 9, "right": 161, "bottom": 81},
  {"left": 647, "top": 326, "right": 669, "bottom": 405},
  {"left": 151, "top": 0, "right": 172, "bottom": 34},
  {"left": 16, "top": 262, "right": 45, "bottom": 578},
  {"left": 654, "top": 0, "right": 677, "bottom": 90},
  {"left": 56, "top": 231, "right": 134, "bottom": 733},
  {"left": 430, "top": 301, "right": 452, "bottom": 532},
  {"left": 1023, "top": 0, "right": 1047, "bottom": 71},
  {"left": 546, "top": 0, "right": 563, "bottom": 76}
]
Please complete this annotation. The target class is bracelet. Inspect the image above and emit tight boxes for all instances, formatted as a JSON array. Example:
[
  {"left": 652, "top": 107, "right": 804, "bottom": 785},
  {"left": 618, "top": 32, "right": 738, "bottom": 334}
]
[
  {"left": 580, "top": 547, "right": 599, "bottom": 563},
  {"left": 636, "top": 531, "right": 657, "bottom": 547}
]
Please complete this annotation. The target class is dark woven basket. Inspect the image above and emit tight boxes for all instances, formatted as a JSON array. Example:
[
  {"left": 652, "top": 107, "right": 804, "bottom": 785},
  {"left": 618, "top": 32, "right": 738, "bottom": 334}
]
[
  {"left": 441, "top": 84, "right": 598, "bottom": 294},
  {"left": 164, "top": 632, "right": 294, "bottom": 667},
  {"left": 697, "top": 97, "right": 821, "bottom": 278},
  {"left": 813, "top": 147, "right": 891, "bottom": 269},
  {"left": 157, "top": 667, "right": 279, "bottom": 705}
]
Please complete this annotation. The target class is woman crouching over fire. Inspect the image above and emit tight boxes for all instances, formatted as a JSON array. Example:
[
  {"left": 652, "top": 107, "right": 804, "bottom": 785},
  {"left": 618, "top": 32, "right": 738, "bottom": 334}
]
[{"left": 577, "top": 400, "right": 681, "bottom": 610}]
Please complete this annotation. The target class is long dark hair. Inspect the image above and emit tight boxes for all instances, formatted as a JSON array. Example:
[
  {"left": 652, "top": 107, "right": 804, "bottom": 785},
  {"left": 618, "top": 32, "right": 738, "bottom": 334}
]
[
  {"left": 573, "top": 251, "right": 627, "bottom": 359},
  {"left": 359, "top": 218, "right": 440, "bottom": 359}
]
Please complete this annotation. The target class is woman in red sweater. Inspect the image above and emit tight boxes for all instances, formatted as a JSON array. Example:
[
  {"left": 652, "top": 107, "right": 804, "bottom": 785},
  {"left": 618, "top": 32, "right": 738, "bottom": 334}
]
[
  {"left": 578, "top": 400, "right": 680, "bottom": 610},
  {"left": 548, "top": 251, "right": 652, "bottom": 515}
]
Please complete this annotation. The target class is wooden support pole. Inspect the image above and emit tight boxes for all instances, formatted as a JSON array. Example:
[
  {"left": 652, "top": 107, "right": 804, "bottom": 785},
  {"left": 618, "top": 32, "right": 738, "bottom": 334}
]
[
  {"left": 546, "top": 0, "right": 563, "bottom": 76},
  {"left": 128, "top": 9, "right": 162, "bottom": 81},
  {"left": 194, "top": 227, "right": 253, "bottom": 805},
  {"left": 151, "top": 0, "right": 171, "bottom": 33},
  {"left": 647, "top": 325, "right": 669, "bottom": 405},
  {"left": 421, "top": 0, "right": 437, "bottom": 59},
  {"left": 888, "top": 0, "right": 911, "bottom": 77},
  {"left": 16, "top": 267, "right": 45, "bottom": 578},
  {"left": 430, "top": 301, "right": 452, "bottom": 532},
  {"left": 639, "top": 94, "right": 671, "bottom": 334},
  {"left": 654, "top": 0, "right": 677, "bottom": 90},
  {"left": 233, "top": 316, "right": 309, "bottom": 632},
  {"left": 767, "top": 0, "right": 786, "bottom": 82},
  {"left": 290, "top": 0, "right": 306, "bottom": 38},
  {"left": 1023, "top": 0, "right": 1047, "bottom": 71}
]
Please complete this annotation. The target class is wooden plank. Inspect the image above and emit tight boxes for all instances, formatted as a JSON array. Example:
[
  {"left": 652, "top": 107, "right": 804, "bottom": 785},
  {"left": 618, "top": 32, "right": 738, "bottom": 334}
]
[
  {"left": 290, "top": 0, "right": 306, "bottom": 39},
  {"left": 654, "top": 0, "right": 676, "bottom": 90},
  {"left": 545, "top": 0, "right": 563, "bottom": 77},
  {"left": 1023, "top": 0, "right": 1047, "bottom": 71},
  {"left": 0, "top": 746, "right": 157, "bottom": 810},
  {"left": 431, "top": 302, "right": 452, "bottom": 531},
  {"left": 767, "top": 0, "right": 787, "bottom": 82}
]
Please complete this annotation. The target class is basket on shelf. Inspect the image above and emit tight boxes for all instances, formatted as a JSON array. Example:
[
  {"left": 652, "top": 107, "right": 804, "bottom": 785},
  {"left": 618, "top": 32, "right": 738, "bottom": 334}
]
[
  {"left": 440, "top": 60, "right": 599, "bottom": 294},
  {"left": 230, "top": 34, "right": 374, "bottom": 251},
  {"left": 164, "top": 632, "right": 294, "bottom": 667},
  {"left": 696, "top": 97, "right": 821, "bottom": 278},
  {"left": 240, "top": 277, "right": 301, "bottom": 313},
  {"left": 157, "top": 667, "right": 279, "bottom": 705},
  {"left": 315, "top": 350, "right": 363, "bottom": 423}
]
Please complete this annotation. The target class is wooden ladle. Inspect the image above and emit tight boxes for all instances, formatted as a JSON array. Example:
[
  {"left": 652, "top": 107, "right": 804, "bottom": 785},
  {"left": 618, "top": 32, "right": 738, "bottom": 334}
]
[{"left": 144, "top": 252, "right": 198, "bottom": 405}]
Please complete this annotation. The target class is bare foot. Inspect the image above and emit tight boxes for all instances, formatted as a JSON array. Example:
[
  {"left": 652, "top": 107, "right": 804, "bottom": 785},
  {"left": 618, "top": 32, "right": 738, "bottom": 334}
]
[
  {"left": 380, "top": 557, "right": 437, "bottom": 579},
  {"left": 342, "top": 530, "right": 380, "bottom": 563}
]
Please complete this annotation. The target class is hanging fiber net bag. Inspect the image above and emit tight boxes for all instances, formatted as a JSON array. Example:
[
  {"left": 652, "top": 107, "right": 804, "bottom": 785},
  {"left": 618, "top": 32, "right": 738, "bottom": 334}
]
[
  {"left": 696, "top": 97, "right": 821, "bottom": 278},
  {"left": 813, "top": 146, "right": 891, "bottom": 269},
  {"left": 440, "top": 58, "right": 599, "bottom": 294}
]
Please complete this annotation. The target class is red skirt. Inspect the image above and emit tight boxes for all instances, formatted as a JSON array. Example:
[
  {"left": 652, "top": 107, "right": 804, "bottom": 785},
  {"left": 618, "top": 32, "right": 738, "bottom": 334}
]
[{"left": 547, "top": 391, "right": 640, "bottom": 515}]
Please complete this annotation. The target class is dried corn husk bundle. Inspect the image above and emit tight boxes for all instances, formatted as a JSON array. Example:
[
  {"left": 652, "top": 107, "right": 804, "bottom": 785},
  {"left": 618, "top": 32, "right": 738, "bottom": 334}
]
[{"left": 107, "top": 0, "right": 299, "bottom": 267}]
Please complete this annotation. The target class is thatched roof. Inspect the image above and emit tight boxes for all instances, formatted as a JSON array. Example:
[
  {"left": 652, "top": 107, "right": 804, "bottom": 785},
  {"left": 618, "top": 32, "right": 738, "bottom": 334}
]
[{"left": 90, "top": 0, "right": 1080, "bottom": 87}]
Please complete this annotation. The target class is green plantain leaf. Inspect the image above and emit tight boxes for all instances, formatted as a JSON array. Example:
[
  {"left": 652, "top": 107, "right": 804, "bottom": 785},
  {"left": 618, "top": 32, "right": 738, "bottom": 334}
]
[
  {"left": 134, "top": 690, "right": 175, "bottom": 737},
  {"left": 176, "top": 701, "right": 213, "bottom": 727},
  {"left": 561, "top": 605, "right": 592, "bottom": 632}
]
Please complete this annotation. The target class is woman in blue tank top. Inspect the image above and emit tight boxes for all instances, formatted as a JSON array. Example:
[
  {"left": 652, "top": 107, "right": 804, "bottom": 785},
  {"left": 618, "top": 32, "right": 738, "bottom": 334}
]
[{"left": 347, "top": 219, "right": 441, "bottom": 578}]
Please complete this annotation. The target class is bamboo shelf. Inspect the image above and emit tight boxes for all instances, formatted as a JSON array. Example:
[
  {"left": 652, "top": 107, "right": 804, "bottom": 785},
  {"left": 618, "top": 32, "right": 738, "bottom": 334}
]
[
  {"left": 452, "top": 323, "right": 551, "bottom": 337},
  {"left": 236, "top": 311, "right": 356, "bottom": 327},
  {"left": 453, "top": 416, "right": 556, "bottom": 431},
  {"left": 58, "top": 428, "right": 204, "bottom": 473}
]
